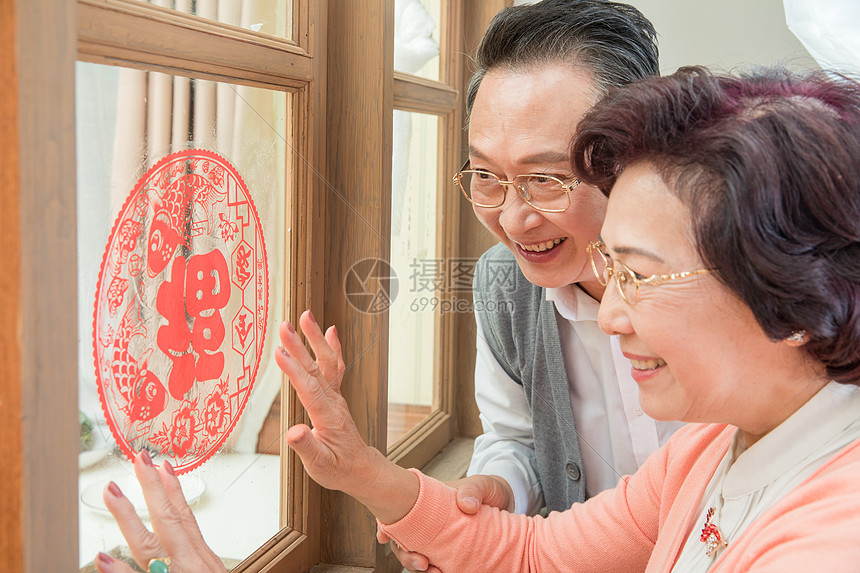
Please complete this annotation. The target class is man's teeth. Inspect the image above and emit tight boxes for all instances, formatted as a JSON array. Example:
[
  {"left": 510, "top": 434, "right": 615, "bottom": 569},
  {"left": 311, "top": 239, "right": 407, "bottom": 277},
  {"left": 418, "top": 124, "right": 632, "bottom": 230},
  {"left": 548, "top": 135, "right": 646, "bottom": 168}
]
[
  {"left": 520, "top": 238, "right": 565, "bottom": 252},
  {"left": 630, "top": 358, "right": 667, "bottom": 371}
]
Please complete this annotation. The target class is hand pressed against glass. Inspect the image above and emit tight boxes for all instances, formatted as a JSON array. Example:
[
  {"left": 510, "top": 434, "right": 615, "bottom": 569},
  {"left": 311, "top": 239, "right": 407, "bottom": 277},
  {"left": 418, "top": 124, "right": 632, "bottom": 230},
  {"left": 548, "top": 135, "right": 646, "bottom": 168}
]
[
  {"left": 596, "top": 161, "right": 827, "bottom": 446},
  {"left": 466, "top": 63, "right": 608, "bottom": 298}
]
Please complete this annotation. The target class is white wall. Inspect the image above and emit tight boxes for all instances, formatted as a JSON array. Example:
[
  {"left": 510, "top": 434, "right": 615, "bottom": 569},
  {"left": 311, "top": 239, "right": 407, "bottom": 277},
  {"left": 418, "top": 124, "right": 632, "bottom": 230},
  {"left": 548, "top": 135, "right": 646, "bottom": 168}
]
[
  {"left": 514, "top": 0, "right": 818, "bottom": 73},
  {"left": 625, "top": 0, "right": 816, "bottom": 73}
]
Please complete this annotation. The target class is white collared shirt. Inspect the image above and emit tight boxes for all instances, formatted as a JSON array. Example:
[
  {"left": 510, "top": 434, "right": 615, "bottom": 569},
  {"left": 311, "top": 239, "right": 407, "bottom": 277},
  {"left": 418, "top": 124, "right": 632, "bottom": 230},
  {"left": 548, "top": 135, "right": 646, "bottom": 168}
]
[
  {"left": 468, "top": 283, "right": 683, "bottom": 514},
  {"left": 548, "top": 284, "right": 684, "bottom": 499},
  {"left": 672, "top": 381, "right": 860, "bottom": 572}
]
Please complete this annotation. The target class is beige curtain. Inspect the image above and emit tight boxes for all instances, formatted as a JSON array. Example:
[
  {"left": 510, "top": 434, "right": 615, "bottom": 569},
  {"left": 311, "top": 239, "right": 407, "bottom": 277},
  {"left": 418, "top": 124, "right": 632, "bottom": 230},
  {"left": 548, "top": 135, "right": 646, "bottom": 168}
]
[{"left": 109, "top": 0, "right": 263, "bottom": 209}]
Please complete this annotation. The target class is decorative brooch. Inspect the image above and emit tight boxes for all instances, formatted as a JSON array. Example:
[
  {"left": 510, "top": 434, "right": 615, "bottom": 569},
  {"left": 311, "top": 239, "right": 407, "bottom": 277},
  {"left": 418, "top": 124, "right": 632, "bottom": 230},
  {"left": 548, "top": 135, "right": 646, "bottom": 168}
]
[{"left": 700, "top": 507, "right": 728, "bottom": 556}]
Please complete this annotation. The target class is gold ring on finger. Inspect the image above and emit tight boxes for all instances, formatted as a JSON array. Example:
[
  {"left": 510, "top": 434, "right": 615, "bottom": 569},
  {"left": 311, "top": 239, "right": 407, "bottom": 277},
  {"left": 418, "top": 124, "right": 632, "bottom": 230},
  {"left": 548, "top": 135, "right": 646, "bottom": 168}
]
[{"left": 148, "top": 557, "right": 171, "bottom": 573}]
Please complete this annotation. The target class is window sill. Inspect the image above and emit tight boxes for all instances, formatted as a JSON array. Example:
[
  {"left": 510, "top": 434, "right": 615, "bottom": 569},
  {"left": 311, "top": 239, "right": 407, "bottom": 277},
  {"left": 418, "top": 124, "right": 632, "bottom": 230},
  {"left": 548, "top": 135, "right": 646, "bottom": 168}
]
[{"left": 417, "top": 437, "right": 474, "bottom": 482}]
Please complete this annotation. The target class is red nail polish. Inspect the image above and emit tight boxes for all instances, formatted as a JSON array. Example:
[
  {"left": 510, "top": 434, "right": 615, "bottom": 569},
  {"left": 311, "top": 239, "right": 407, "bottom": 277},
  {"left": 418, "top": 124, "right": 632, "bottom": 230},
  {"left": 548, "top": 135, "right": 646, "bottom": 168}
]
[
  {"left": 308, "top": 310, "right": 316, "bottom": 323},
  {"left": 279, "top": 346, "right": 289, "bottom": 357},
  {"left": 164, "top": 460, "right": 176, "bottom": 476},
  {"left": 286, "top": 322, "right": 296, "bottom": 334},
  {"left": 97, "top": 552, "right": 114, "bottom": 565},
  {"left": 107, "top": 481, "right": 123, "bottom": 498},
  {"left": 332, "top": 325, "right": 338, "bottom": 338},
  {"left": 140, "top": 450, "right": 154, "bottom": 467}
]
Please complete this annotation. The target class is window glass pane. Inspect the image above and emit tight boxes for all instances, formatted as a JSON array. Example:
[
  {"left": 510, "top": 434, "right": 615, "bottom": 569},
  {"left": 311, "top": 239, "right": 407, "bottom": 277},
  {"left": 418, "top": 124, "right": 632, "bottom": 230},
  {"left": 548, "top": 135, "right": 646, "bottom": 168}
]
[
  {"left": 149, "top": 0, "right": 292, "bottom": 41},
  {"left": 388, "top": 110, "right": 438, "bottom": 447},
  {"left": 76, "top": 61, "right": 288, "bottom": 569},
  {"left": 394, "top": 0, "right": 441, "bottom": 81}
]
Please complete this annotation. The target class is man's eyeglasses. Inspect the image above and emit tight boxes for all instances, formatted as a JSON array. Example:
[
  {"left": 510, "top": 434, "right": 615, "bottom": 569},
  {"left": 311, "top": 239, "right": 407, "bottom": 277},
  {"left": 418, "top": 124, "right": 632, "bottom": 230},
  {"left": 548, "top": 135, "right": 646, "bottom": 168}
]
[
  {"left": 453, "top": 160, "right": 581, "bottom": 213},
  {"left": 586, "top": 240, "right": 711, "bottom": 305}
]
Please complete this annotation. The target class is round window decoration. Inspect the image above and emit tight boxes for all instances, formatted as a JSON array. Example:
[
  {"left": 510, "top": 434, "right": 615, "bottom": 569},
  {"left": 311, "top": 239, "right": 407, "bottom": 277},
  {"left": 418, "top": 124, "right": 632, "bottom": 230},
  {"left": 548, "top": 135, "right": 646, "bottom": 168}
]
[{"left": 93, "top": 149, "right": 269, "bottom": 474}]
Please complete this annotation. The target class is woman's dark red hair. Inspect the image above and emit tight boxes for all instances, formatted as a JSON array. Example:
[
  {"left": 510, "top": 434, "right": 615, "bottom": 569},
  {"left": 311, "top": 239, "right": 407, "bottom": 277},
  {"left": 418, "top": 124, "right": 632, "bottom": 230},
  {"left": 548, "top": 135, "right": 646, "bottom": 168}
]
[{"left": 573, "top": 66, "right": 860, "bottom": 385}]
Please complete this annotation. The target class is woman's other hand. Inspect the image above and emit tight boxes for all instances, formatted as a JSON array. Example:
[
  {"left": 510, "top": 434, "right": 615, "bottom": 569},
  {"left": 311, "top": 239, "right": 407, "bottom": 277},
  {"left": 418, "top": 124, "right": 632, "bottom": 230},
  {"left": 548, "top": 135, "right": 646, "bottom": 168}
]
[{"left": 96, "top": 451, "right": 227, "bottom": 573}]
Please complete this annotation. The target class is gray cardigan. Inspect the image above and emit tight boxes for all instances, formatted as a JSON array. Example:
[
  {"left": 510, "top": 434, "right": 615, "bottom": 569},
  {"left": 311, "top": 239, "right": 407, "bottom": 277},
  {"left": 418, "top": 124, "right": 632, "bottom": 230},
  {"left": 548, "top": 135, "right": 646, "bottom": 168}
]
[{"left": 473, "top": 243, "right": 586, "bottom": 513}]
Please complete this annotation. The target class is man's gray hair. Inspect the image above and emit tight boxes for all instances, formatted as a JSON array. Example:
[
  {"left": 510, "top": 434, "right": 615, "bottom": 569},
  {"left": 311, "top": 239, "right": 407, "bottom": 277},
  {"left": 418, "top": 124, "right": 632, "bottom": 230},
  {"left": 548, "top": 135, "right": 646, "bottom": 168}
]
[{"left": 466, "top": 0, "right": 659, "bottom": 116}]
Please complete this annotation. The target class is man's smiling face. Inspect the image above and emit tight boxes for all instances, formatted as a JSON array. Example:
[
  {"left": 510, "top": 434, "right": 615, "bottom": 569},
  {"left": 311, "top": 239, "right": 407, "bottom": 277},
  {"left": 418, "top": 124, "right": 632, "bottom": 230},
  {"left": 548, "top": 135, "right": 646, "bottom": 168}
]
[{"left": 467, "top": 63, "right": 608, "bottom": 296}]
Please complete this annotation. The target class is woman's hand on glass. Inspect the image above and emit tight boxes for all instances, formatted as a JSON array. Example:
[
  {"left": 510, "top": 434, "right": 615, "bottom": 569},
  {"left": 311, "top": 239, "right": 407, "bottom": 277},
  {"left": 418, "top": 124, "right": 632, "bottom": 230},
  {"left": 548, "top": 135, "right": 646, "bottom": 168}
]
[{"left": 277, "top": 311, "right": 419, "bottom": 525}]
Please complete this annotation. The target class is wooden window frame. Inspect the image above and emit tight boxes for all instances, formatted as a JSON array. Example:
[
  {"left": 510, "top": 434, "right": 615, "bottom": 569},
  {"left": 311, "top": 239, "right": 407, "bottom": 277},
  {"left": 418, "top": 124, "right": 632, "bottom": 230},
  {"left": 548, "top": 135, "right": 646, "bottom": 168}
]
[
  {"left": 388, "top": 0, "right": 512, "bottom": 468},
  {"left": 76, "top": 2, "right": 329, "bottom": 571},
  {"left": 2, "top": 1, "right": 506, "bottom": 571},
  {"left": 4, "top": 0, "right": 326, "bottom": 571},
  {"left": 319, "top": 2, "right": 508, "bottom": 571},
  {"left": 386, "top": 4, "right": 463, "bottom": 473}
]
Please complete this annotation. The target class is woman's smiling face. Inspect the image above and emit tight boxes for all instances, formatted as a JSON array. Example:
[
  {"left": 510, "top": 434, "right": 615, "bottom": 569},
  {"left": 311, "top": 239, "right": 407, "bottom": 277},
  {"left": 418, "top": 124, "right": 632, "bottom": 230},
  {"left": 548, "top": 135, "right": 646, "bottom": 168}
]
[
  {"left": 596, "top": 161, "right": 827, "bottom": 445},
  {"left": 468, "top": 63, "right": 608, "bottom": 297}
]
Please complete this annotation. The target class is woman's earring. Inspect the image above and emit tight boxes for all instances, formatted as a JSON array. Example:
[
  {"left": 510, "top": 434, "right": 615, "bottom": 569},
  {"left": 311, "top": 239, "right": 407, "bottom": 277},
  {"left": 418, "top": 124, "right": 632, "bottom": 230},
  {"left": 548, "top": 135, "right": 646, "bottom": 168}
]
[{"left": 785, "top": 330, "right": 806, "bottom": 344}]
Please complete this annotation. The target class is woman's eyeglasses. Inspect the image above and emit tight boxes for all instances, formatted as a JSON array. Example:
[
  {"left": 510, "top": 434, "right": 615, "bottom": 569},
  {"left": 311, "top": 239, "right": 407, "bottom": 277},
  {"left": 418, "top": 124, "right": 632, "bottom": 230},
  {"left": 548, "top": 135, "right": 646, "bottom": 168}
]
[{"left": 586, "top": 240, "right": 711, "bottom": 305}]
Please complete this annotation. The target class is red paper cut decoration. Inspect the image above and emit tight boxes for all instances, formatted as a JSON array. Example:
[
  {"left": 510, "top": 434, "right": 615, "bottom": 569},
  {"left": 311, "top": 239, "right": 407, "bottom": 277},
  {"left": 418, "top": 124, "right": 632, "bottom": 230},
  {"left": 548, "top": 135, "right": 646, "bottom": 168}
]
[{"left": 93, "top": 149, "right": 269, "bottom": 474}]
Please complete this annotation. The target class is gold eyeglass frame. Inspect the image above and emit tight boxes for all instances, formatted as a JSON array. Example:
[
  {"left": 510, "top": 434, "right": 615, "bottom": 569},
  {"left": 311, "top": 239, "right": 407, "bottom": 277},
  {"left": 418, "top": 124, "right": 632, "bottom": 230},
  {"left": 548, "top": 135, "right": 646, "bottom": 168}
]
[
  {"left": 453, "top": 159, "right": 581, "bottom": 213},
  {"left": 586, "top": 240, "right": 711, "bottom": 305}
]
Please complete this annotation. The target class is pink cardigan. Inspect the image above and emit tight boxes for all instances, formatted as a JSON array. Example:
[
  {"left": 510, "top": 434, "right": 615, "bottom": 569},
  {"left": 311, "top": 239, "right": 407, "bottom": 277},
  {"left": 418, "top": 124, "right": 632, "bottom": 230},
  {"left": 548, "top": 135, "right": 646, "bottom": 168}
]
[{"left": 379, "top": 423, "right": 860, "bottom": 572}]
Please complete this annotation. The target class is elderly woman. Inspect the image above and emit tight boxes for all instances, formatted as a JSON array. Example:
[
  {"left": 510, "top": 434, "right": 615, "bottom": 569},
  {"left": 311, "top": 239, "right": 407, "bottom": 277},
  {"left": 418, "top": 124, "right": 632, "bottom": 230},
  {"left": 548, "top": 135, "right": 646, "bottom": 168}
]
[{"left": 97, "top": 66, "right": 860, "bottom": 572}]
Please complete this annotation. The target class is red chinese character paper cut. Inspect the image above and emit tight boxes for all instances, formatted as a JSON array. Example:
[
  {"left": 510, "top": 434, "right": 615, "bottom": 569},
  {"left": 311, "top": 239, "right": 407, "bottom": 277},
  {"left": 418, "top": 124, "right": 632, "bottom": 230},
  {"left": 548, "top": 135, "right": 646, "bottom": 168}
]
[{"left": 93, "top": 149, "right": 269, "bottom": 474}]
